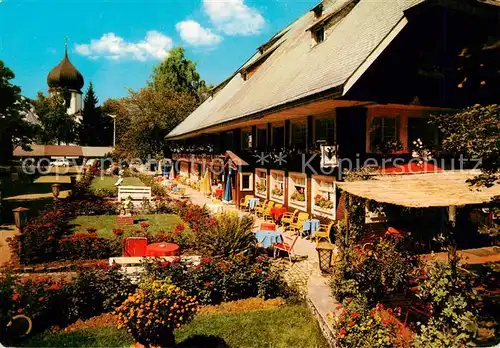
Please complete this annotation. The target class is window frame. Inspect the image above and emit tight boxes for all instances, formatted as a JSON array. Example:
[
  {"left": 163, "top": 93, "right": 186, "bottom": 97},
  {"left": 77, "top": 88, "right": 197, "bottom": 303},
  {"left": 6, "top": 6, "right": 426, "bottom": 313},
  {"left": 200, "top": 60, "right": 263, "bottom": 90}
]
[
  {"left": 311, "top": 175, "right": 336, "bottom": 219},
  {"left": 240, "top": 172, "right": 253, "bottom": 192},
  {"left": 314, "top": 116, "right": 336, "bottom": 145},
  {"left": 369, "top": 116, "right": 399, "bottom": 153},
  {"left": 270, "top": 169, "right": 285, "bottom": 204},
  {"left": 288, "top": 172, "right": 307, "bottom": 211},
  {"left": 255, "top": 169, "right": 268, "bottom": 199},
  {"left": 241, "top": 128, "right": 252, "bottom": 150},
  {"left": 291, "top": 120, "right": 307, "bottom": 149}
]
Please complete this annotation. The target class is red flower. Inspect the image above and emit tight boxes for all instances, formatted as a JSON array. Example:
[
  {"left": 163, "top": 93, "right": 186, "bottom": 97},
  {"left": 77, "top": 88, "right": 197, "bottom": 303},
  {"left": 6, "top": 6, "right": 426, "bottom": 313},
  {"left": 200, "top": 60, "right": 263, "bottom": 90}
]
[
  {"left": 348, "top": 321, "right": 355, "bottom": 327},
  {"left": 39, "top": 296, "right": 45, "bottom": 302},
  {"left": 112, "top": 228, "right": 124, "bottom": 237},
  {"left": 339, "top": 328, "right": 347, "bottom": 337},
  {"left": 201, "top": 257, "right": 212, "bottom": 264},
  {"left": 382, "top": 318, "right": 392, "bottom": 326},
  {"left": 17, "top": 308, "right": 23, "bottom": 314},
  {"left": 351, "top": 312, "right": 360, "bottom": 319},
  {"left": 204, "top": 281, "right": 211, "bottom": 288},
  {"left": 49, "top": 283, "right": 61, "bottom": 291},
  {"left": 140, "top": 222, "right": 150, "bottom": 229},
  {"left": 12, "top": 293, "right": 20, "bottom": 301},
  {"left": 255, "top": 268, "right": 263, "bottom": 274}
]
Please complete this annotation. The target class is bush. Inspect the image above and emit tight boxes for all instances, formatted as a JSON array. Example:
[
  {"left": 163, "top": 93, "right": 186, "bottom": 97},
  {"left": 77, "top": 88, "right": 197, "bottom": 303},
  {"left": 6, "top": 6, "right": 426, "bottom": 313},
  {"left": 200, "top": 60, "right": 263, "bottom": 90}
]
[
  {"left": 331, "top": 229, "right": 418, "bottom": 305},
  {"left": 413, "top": 260, "right": 479, "bottom": 347},
  {"left": 116, "top": 280, "right": 198, "bottom": 347},
  {"left": 58, "top": 233, "right": 122, "bottom": 260},
  {"left": 195, "top": 211, "right": 255, "bottom": 257},
  {"left": 0, "top": 266, "right": 136, "bottom": 345},
  {"left": 142, "top": 254, "right": 291, "bottom": 305},
  {"left": 331, "top": 299, "right": 412, "bottom": 348}
]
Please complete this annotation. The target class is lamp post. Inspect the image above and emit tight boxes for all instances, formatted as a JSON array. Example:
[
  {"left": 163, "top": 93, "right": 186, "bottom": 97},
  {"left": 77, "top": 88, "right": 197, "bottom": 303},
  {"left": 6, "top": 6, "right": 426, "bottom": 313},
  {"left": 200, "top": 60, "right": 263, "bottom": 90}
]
[
  {"left": 107, "top": 114, "right": 116, "bottom": 147},
  {"left": 316, "top": 242, "right": 335, "bottom": 273},
  {"left": 12, "top": 207, "right": 29, "bottom": 234}
]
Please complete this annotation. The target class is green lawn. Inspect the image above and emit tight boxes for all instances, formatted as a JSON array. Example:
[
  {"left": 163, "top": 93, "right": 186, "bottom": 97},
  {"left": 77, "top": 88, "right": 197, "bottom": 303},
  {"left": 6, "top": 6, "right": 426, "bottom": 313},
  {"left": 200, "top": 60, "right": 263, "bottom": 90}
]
[
  {"left": 91, "top": 176, "right": 144, "bottom": 191},
  {"left": 22, "top": 305, "right": 328, "bottom": 348},
  {"left": 70, "top": 214, "right": 187, "bottom": 238}
]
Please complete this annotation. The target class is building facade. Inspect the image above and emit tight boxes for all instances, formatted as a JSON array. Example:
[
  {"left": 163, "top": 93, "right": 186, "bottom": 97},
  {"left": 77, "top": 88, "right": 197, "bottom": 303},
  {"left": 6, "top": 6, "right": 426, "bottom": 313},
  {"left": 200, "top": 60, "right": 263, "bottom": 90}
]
[{"left": 167, "top": 0, "right": 500, "bottom": 220}]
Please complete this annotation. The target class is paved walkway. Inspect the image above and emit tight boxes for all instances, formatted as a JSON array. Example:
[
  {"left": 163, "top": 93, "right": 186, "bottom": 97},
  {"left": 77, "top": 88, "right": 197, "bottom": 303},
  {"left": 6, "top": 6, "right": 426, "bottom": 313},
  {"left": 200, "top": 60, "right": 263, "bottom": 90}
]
[{"left": 174, "top": 185, "right": 338, "bottom": 345}]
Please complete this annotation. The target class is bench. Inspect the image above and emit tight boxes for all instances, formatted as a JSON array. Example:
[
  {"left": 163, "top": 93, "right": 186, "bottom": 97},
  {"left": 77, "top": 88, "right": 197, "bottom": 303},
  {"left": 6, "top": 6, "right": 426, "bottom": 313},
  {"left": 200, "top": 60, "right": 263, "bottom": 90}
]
[{"left": 118, "top": 186, "right": 152, "bottom": 203}]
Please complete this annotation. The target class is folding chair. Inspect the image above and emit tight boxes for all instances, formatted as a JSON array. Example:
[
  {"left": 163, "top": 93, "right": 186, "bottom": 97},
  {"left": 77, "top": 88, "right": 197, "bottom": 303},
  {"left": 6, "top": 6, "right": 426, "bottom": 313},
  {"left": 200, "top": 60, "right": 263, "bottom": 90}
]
[{"left": 273, "top": 235, "right": 299, "bottom": 262}]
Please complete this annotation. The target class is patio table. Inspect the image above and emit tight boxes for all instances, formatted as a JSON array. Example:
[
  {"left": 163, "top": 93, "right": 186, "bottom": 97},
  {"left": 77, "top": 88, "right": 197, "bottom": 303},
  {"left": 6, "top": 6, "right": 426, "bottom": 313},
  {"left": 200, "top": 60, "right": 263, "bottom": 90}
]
[
  {"left": 255, "top": 230, "right": 283, "bottom": 248},
  {"left": 247, "top": 197, "right": 260, "bottom": 210},
  {"left": 302, "top": 219, "right": 321, "bottom": 238},
  {"left": 146, "top": 242, "right": 180, "bottom": 257},
  {"left": 270, "top": 207, "right": 287, "bottom": 222}
]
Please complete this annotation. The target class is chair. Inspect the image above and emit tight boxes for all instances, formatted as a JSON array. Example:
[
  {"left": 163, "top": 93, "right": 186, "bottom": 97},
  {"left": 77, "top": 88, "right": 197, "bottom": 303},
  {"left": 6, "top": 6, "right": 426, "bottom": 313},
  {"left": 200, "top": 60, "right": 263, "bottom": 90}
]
[
  {"left": 287, "top": 212, "right": 310, "bottom": 236},
  {"left": 281, "top": 209, "right": 298, "bottom": 227},
  {"left": 254, "top": 199, "right": 268, "bottom": 216},
  {"left": 240, "top": 195, "right": 254, "bottom": 212},
  {"left": 264, "top": 202, "right": 282, "bottom": 221},
  {"left": 256, "top": 201, "right": 274, "bottom": 218},
  {"left": 260, "top": 223, "right": 277, "bottom": 231},
  {"left": 273, "top": 235, "right": 299, "bottom": 262},
  {"left": 262, "top": 201, "right": 276, "bottom": 220},
  {"left": 315, "top": 221, "right": 335, "bottom": 245}
]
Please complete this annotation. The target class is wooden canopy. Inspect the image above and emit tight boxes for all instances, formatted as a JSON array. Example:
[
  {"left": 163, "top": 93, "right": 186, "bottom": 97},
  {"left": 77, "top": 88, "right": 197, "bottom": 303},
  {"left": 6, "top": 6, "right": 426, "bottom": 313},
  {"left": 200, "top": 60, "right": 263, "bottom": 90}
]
[{"left": 337, "top": 171, "right": 500, "bottom": 208}]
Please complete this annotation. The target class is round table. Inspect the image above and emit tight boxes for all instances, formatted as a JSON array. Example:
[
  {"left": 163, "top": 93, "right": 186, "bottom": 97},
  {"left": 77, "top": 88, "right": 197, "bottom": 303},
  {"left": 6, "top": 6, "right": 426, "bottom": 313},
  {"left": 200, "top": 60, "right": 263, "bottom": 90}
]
[
  {"left": 146, "top": 242, "right": 180, "bottom": 257},
  {"left": 255, "top": 230, "right": 283, "bottom": 248}
]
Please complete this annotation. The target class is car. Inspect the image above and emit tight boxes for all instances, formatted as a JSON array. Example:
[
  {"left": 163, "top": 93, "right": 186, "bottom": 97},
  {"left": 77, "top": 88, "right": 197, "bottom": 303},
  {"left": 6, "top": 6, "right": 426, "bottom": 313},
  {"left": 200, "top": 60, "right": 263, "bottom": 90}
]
[{"left": 50, "top": 158, "right": 70, "bottom": 167}]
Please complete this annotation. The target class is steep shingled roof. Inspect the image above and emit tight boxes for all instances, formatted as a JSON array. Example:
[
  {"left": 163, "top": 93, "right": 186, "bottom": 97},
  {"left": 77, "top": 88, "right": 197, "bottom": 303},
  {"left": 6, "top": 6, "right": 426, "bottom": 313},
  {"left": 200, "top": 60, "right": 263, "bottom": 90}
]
[{"left": 167, "top": 0, "right": 425, "bottom": 139}]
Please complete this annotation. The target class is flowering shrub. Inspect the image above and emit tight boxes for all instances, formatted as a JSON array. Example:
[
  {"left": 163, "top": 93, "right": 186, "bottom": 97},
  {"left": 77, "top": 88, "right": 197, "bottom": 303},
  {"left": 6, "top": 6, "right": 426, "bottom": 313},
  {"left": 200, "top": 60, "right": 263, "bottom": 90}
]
[
  {"left": 0, "top": 266, "right": 135, "bottom": 342},
  {"left": 331, "top": 299, "right": 412, "bottom": 347},
  {"left": 172, "top": 200, "right": 213, "bottom": 233},
  {"left": 8, "top": 208, "right": 70, "bottom": 264},
  {"left": 142, "top": 254, "right": 291, "bottom": 305},
  {"left": 146, "top": 224, "right": 195, "bottom": 249},
  {"left": 413, "top": 260, "right": 479, "bottom": 347},
  {"left": 58, "top": 233, "right": 122, "bottom": 260},
  {"left": 116, "top": 280, "right": 198, "bottom": 346},
  {"left": 331, "top": 231, "right": 418, "bottom": 305}
]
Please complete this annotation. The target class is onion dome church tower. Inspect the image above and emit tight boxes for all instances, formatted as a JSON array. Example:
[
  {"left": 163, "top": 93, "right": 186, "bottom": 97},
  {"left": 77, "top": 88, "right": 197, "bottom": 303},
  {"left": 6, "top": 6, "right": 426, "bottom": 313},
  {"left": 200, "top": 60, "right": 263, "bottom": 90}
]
[{"left": 47, "top": 39, "right": 84, "bottom": 118}]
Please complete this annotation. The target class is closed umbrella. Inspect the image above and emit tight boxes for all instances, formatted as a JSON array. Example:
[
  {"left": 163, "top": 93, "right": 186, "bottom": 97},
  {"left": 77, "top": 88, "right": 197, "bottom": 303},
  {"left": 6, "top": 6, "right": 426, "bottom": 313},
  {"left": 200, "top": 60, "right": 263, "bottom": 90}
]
[
  {"left": 169, "top": 165, "right": 175, "bottom": 180},
  {"left": 201, "top": 169, "right": 212, "bottom": 196},
  {"left": 223, "top": 169, "right": 233, "bottom": 203}
]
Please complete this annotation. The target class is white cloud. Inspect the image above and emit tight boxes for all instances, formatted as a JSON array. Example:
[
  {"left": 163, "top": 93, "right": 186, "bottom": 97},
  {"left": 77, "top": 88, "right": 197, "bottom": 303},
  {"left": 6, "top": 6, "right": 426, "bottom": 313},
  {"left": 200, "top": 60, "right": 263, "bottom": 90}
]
[
  {"left": 75, "top": 31, "right": 173, "bottom": 61},
  {"left": 176, "top": 20, "right": 222, "bottom": 47},
  {"left": 203, "top": 0, "right": 265, "bottom": 36}
]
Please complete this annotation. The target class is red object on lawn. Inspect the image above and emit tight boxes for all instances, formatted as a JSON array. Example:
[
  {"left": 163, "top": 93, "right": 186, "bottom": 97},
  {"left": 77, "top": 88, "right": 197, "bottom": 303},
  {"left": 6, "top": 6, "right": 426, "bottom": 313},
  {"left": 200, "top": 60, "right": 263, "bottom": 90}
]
[
  {"left": 260, "top": 223, "right": 277, "bottom": 231},
  {"left": 123, "top": 237, "right": 148, "bottom": 257},
  {"left": 146, "top": 242, "right": 180, "bottom": 257},
  {"left": 378, "top": 162, "right": 443, "bottom": 174}
]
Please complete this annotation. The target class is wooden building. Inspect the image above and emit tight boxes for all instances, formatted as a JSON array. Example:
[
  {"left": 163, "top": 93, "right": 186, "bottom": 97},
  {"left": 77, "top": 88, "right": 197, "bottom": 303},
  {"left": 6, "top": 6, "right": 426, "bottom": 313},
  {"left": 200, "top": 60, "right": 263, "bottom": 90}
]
[{"left": 167, "top": 0, "right": 500, "bottom": 220}]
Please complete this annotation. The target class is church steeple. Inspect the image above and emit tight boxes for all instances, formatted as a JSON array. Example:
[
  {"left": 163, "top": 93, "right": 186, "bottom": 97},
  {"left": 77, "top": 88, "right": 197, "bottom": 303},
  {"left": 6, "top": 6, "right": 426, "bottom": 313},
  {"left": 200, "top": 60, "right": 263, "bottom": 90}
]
[{"left": 47, "top": 39, "right": 84, "bottom": 92}]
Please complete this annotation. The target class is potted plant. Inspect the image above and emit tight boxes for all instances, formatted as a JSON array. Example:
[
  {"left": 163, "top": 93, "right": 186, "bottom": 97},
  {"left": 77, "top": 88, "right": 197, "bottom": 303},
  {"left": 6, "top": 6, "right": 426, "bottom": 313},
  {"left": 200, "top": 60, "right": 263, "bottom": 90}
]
[
  {"left": 256, "top": 182, "right": 267, "bottom": 194},
  {"left": 271, "top": 185, "right": 283, "bottom": 197},
  {"left": 314, "top": 194, "right": 334, "bottom": 210},
  {"left": 116, "top": 280, "right": 198, "bottom": 348},
  {"left": 291, "top": 187, "right": 305, "bottom": 202}
]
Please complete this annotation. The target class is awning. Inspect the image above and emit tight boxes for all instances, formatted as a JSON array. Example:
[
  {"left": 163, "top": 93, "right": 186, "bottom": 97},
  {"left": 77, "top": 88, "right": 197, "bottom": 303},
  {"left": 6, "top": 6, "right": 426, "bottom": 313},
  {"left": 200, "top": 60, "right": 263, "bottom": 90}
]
[{"left": 337, "top": 171, "right": 500, "bottom": 208}]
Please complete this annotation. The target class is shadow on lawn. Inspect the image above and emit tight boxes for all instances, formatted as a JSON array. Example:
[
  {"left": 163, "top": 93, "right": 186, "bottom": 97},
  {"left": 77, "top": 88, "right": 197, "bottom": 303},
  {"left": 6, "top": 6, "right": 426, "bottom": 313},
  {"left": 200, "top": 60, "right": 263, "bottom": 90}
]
[{"left": 176, "top": 335, "right": 229, "bottom": 348}]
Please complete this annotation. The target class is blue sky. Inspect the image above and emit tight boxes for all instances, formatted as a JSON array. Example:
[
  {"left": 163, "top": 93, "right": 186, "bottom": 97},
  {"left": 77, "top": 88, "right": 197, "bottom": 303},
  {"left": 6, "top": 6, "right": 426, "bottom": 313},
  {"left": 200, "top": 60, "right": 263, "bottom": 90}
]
[{"left": 0, "top": 0, "right": 317, "bottom": 103}]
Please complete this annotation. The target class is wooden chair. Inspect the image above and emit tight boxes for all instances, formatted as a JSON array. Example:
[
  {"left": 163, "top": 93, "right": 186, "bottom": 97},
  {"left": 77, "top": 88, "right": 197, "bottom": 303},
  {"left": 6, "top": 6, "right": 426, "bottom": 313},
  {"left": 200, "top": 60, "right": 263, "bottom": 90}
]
[
  {"left": 264, "top": 202, "right": 281, "bottom": 221},
  {"left": 254, "top": 199, "right": 268, "bottom": 216},
  {"left": 262, "top": 201, "right": 276, "bottom": 220},
  {"left": 240, "top": 195, "right": 254, "bottom": 212},
  {"left": 273, "top": 235, "right": 299, "bottom": 262},
  {"left": 315, "top": 221, "right": 335, "bottom": 245},
  {"left": 256, "top": 201, "right": 274, "bottom": 218},
  {"left": 287, "top": 212, "right": 309, "bottom": 236},
  {"left": 281, "top": 209, "right": 298, "bottom": 227}
]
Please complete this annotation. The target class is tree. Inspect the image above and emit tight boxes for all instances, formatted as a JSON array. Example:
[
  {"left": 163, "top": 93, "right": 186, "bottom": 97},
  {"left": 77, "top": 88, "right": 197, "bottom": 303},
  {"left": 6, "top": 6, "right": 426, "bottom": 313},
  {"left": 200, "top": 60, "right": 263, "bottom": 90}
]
[
  {"left": 80, "top": 82, "right": 112, "bottom": 146},
  {"left": 151, "top": 47, "right": 209, "bottom": 102},
  {"left": 33, "top": 92, "right": 79, "bottom": 145},
  {"left": 433, "top": 104, "right": 500, "bottom": 187},
  {"left": 113, "top": 86, "right": 198, "bottom": 158},
  {"left": 0, "top": 60, "right": 38, "bottom": 164}
]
